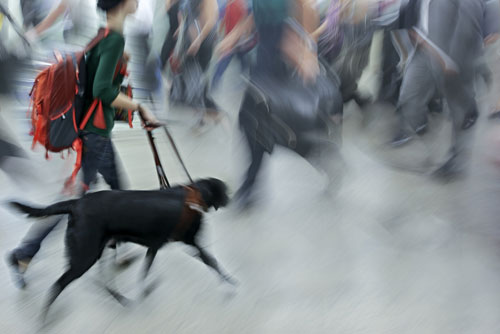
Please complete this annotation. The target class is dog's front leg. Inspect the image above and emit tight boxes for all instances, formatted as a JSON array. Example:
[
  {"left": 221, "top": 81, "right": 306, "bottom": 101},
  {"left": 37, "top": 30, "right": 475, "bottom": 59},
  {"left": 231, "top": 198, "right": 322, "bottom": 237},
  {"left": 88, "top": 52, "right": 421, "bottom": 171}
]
[
  {"left": 139, "top": 248, "right": 159, "bottom": 299},
  {"left": 99, "top": 248, "right": 129, "bottom": 306},
  {"left": 191, "top": 244, "right": 238, "bottom": 286}
]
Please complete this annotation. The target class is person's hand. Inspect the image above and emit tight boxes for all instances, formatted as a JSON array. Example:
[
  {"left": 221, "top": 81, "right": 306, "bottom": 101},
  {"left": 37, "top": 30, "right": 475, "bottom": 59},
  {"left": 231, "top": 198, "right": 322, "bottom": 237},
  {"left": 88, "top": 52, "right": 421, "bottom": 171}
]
[
  {"left": 187, "top": 37, "right": 202, "bottom": 55},
  {"left": 216, "top": 37, "right": 235, "bottom": 58},
  {"left": 173, "top": 26, "right": 180, "bottom": 38},
  {"left": 281, "top": 27, "right": 318, "bottom": 83},
  {"left": 139, "top": 105, "right": 163, "bottom": 131},
  {"left": 122, "top": 51, "right": 130, "bottom": 62},
  {"left": 485, "top": 33, "right": 500, "bottom": 46},
  {"left": 25, "top": 29, "right": 38, "bottom": 44},
  {"left": 297, "top": 49, "right": 319, "bottom": 83}
]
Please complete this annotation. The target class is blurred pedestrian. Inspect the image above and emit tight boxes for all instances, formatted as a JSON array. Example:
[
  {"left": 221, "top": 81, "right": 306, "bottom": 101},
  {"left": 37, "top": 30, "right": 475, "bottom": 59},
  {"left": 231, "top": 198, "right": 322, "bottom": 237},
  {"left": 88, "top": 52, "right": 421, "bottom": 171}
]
[
  {"left": 210, "top": 0, "right": 251, "bottom": 92},
  {"left": 169, "top": 0, "right": 221, "bottom": 128},
  {"left": 392, "top": 0, "right": 497, "bottom": 180},
  {"left": 218, "top": 0, "right": 344, "bottom": 210},
  {"left": 24, "top": 0, "right": 100, "bottom": 46}
]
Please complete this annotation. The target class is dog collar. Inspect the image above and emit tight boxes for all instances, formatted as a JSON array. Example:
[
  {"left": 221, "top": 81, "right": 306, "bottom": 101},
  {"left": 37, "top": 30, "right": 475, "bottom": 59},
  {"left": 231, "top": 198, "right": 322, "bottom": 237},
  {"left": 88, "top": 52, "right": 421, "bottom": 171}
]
[{"left": 183, "top": 186, "right": 208, "bottom": 213}]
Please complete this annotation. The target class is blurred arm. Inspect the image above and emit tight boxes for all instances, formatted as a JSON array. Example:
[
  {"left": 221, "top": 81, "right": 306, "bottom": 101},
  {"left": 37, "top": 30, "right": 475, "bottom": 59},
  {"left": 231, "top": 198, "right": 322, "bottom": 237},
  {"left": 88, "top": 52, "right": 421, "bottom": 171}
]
[
  {"left": 198, "top": 0, "right": 219, "bottom": 42},
  {"left": 216, "top": 13, "right": 254, "bottom": 56},
  {"left": 296, "top": 0, "right": 319, "bottom": 35},
  {"left": 32, "top": 0, "right": 68, "bottom": 36},
  {"left": 483, "top": 0, "right": 500, "bottom": 45},
  {"left": 311, "top": 20, "right": 327, "bottom": 42}
]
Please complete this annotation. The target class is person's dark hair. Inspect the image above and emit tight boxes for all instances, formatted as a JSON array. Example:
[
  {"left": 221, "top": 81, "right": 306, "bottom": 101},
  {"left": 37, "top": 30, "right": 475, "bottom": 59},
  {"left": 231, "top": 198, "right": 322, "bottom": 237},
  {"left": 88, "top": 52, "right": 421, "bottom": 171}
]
[{"left": 97, "top": 0, "right": 124, "bottom": 11}]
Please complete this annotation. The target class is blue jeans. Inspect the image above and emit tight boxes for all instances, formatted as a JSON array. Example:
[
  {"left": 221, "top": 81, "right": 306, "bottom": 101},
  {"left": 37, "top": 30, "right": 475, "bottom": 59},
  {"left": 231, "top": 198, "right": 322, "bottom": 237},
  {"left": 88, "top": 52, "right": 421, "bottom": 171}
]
[
  {"left": 81, "top": 131, "right": 121, "bottom": 191},
  {"left": 12, "top": 132, "right": 122, "bottom": 261}
]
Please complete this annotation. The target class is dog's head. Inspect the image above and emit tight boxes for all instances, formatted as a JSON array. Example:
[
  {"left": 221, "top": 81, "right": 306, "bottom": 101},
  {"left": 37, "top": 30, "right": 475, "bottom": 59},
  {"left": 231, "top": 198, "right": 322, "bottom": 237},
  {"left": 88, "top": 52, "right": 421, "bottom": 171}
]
[{"left": 193, "top": 178, "right": 229, "bottom": 210}]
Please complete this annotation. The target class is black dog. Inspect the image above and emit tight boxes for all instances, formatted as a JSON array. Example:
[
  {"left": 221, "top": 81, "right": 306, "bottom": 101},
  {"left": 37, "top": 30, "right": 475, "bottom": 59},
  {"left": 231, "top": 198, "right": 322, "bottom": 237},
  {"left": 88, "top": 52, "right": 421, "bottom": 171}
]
[{"left": 10, "top": 178, "right": 233, "bottom": 319}]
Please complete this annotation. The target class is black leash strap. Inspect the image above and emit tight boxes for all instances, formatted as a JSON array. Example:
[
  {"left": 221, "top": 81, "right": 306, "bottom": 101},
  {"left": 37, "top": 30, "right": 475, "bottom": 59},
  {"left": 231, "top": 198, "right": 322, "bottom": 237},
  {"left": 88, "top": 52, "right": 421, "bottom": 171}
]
[
  {"left": 140, "top": 112, "right": 193, "bottom": 187},
  {"left": 146, "top": 130, "right": 170, "bottom": 189},
  {"left": 139, "top": 113, "right": 170, "bottom": 189},
  {"left": 162, "top": 125, "right": 194, "bottom": 184}
]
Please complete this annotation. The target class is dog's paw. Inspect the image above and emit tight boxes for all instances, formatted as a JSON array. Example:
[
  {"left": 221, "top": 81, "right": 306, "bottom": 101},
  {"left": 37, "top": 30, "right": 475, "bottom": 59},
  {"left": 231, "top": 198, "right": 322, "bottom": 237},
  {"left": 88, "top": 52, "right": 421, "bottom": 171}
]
[
  {"left": 222, "top": 275, "right": 239, "bottom": 287},
  {"left": 114, "top": 254, "right": 140, "bottom": 270},
  {"left": 219, "top": 278, "right": 238, "bottom": 300},
  {"left": 141, "top": 279, "right": 160, "bottom": 300},
  {"left": 106, "top": 287, "right": 131, "bottom": 306}
]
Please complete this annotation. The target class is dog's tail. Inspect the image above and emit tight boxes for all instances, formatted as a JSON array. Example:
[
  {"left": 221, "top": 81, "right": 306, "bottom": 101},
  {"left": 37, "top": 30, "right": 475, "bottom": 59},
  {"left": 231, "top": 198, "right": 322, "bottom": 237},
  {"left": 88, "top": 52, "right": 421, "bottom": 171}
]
[{"left": 10, "top": 200, "right": 77, "bottom": 218}]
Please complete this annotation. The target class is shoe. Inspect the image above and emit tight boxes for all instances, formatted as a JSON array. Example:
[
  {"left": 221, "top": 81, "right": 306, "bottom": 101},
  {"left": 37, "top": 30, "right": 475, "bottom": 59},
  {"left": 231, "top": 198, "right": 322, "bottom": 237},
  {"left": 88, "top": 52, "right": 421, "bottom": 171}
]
[
  {"left": 462, "top": 111, "right": 478, "bottom": 130},
  {"left": 5, "top": 252, "right": 27, "bottom": 289},
  {"left": 432, "top": 159, "right": 463, "bottom": 182},
  {"left": 428, "top": 99, "right": 443, "bottom": 114},
  {"left": 488, "top": 111, "right": 500, "bottom": 120},
  {"left": 415, "top": 123, "right": 428, "bottom": 135},
  {"left": 232, "top": 188, "right": 255, "bottom": 213},
  {"left": 353, "top": 92, "right": 371, "bottom": 108},
  {"left": 390, "top": 130, "right": 413, "bottom": 147}
]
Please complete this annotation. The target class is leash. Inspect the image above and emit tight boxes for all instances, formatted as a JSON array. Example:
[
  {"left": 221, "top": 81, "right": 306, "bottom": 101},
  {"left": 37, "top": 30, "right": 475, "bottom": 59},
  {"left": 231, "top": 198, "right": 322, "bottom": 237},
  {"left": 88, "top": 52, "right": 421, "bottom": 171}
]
[
  {"left": 139, "top": 112, "right": 206, "bottom": 241},
  {"left": 162, "top": 125, "right": 194, "bottom": 184},
  {"left": 139, "top": 113, "right": 170, "bottom": 189},
  {"left": 139, "top": 113, "right": 193, "bottom": 187}
]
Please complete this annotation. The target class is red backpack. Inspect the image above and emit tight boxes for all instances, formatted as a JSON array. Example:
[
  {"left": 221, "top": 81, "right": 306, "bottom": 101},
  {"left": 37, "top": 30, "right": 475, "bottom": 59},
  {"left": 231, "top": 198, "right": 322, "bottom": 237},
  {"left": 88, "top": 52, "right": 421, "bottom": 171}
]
[{"left": 29, "top": 28, "right": 132, "bottom": 191}]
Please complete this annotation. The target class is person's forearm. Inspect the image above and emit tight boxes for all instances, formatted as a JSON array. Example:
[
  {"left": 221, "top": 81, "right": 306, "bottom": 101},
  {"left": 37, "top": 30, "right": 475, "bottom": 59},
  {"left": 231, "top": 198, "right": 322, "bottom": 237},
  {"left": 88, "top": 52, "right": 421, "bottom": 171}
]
[
  {"left": 33, "top": 1, "right": 67, "bottom": 35},
  {"left": 111, "top": 92, "right": 140, "bottom": 111},
  {"left": 297, "top": 0, "right": 319, "bottom": 35},
  {"left": 197, "top": 0, "right": 218, "bottom": 42},
  {"left": 311, "top": 20, "right": 327, "bottom": 42},
  {"left": 111, "top": 93, "right": 158, "bottom": 123},
  {"left": 198, "top": 17, "right": 217, "bottom": 42},
  {"left": 226, "top": 15, "right": 253, "bottom": 46}
]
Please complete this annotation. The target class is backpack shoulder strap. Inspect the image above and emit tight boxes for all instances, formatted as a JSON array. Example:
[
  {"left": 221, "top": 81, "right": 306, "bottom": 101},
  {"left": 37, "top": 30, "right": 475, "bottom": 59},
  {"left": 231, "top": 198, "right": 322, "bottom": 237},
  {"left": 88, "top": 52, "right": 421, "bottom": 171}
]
[{"left": 84, "top": 27, "right": 110, "bottom": 53}]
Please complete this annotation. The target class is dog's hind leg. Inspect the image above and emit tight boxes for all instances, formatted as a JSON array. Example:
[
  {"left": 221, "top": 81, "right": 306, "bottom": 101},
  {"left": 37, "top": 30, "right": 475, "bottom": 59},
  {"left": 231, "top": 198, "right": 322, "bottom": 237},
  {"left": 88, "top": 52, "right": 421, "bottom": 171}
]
[
  {"left": 41, "top": 257, "right": 98, "bottom": 322},
  {"left": 41, "top": 271, "right": 73, "bottom": 323},
  {"left": 190, "top": 243, "right": 237, "bottom": 286}
]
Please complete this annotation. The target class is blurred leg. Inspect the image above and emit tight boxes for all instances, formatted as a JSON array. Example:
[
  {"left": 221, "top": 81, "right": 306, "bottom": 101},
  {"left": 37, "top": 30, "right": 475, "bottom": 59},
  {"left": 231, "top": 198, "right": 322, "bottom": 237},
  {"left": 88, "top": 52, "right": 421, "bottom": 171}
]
[
  {"left": 211, "top": 54, "right": 234, "bottom": 91},
  {"left": 392, "top": 49, "right": 437, "bottom": 146}
]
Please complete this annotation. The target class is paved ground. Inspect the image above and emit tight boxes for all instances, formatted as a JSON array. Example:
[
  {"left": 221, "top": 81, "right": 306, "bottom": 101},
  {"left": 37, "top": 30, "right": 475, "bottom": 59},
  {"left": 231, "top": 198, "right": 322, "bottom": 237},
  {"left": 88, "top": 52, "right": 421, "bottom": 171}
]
[{"left": 2, "top": 9, "right": 500, "bottom": 332}]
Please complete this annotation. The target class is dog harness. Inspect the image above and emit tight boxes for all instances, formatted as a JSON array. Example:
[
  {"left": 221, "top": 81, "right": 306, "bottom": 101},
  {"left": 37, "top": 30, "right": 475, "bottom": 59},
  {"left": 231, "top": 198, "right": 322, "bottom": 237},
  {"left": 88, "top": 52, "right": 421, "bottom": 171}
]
[{"left": 171, "top": 187, "right": 208, "bottom": 241}]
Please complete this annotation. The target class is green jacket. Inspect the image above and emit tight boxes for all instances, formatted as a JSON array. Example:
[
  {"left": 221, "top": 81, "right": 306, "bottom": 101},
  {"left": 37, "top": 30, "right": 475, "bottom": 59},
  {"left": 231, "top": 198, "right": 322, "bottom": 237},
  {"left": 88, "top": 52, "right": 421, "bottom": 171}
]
[{"left": 84, "top": 30, "right": 125, "bottom": 137}]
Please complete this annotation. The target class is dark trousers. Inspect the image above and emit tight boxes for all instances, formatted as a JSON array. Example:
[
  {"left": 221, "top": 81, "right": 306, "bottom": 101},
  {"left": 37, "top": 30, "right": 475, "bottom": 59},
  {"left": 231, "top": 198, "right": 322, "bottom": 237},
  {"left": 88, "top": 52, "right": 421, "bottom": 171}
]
[
  {"left": 378, "top": 30, "right": 402, "bottom": 105},
  {"left": 397, "top": 46, "right": 477, "bottom": 170},
  {"left": 81, "top": 131, "right": 121, "bottom": 191},
  {"left": 12, "top": 132, "right": 122, "bottom": 261}
]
